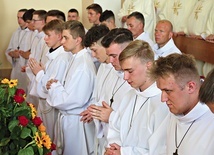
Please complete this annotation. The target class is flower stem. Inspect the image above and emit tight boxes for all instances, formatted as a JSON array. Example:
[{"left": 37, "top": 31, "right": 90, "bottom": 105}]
[{"left": 23, "top": 140, "right": 35, "bottom": 149}]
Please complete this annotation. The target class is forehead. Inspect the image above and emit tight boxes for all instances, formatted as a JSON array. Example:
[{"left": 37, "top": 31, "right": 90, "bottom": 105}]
[
  {"left": 17, "top": 11, "right": 25, "bottom": 17},
  {"left": 121, "top": 57, "right": 140, "bottom": 69},
  {"left": 106, "top": 43, "right": 122, "bottom": 55},
  {"left": 45, "top": 30, "right": 57, "bottom": 35},
  {"left": 32, "top": 14, "right": 40, "bottom": 19},
  {"left": 88, "top": 9, "right": 97, "bottom": 14},
  {"left": 68, "top": 12, "right": 78, "bottom": 16},
  {"left": 90, "top": 42, "right": 101, "bottom": 49},
  {"left": 127, "top": 16, "right": 138, "bottom": 23},
  {"left": 156, "top": 22, "right": 169, "bottom": 30},
  {"left": 62, "top": 29, "right": 72, "bottom": 36},
  {"left": 157, "top": 74, "right": 176, "bottom": 88}
]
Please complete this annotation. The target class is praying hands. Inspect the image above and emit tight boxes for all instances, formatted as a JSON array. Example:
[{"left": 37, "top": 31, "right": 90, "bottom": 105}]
[
  {"left": 46, "top": 79, "right": 58, "bottom": 90},
  {"left": 105, "top": 143, "right": 121, "bottom": 155},
  {"left": 88, "top": 101, "right": 113, "bottom": 123},
  {"left": 28, "top": 58, "right": 44, "bottom": 75}
]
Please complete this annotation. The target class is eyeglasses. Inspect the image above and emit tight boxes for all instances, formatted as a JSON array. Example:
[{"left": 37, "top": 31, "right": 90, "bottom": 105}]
[{"left": 32, "top": 19, "right": 42, "bottom": 22}]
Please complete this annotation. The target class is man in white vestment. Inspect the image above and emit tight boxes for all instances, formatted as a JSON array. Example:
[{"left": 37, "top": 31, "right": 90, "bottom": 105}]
[
  {"left": 151, "top": 53, "right": 214, "bottom": 155},
  {"left": 153, "top": 20, "right": 181, "bottom": 60},
  {"left": 199, "top": 68, "right": 214, "bottom": 113},
  {"left": 5, "top": 9, "right": 29, "bottom": 92},
  {"left": 105, "top": 40, "right": 169, "bottom": 155},
  {"left": 85, "top": 28, "right": 133, "bottom": 154},
  {"left": 19, "top": 9, "right": 37, "bottom": 76},
  {"left": 28, "top": 19, "right": 71, "bottom": 140},
  {"left": 25, "top": 10, "right": 49, "bottom": 107},
  {"left": 46, "top": 21, "right": 96, "bottom": 155},
  {"left": 118, "top": 0, "right": 156, "bottom": 40},
  {"left": 126, "top": 11, "right": 154, "bottom": 47},
  {"left": 81, "top": 24, "right": 111, "bottom": 155}
]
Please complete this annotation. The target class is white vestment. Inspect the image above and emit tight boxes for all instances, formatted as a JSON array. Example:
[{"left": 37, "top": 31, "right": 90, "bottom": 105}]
[
  {"left": 135, "top": 32, "right": 154, "bottom": 47},
  {"left": 5, "top": 27, "right": 32, "bottom": 92},
  {"left": 167, "top": 103, "right": 214, "bottom": 155},
  {"left": 154, "top": 0, "right": 167, "bottom": 21},
  {"left": 47, "top": 48, "right": 96, "bottom": 155},
  {"left": 118, "top": 0, "right": 156, "bottom": 40},
  {"left": 158, "top": 0, "right": 196, "bottom": 33},
  {"left": 34, "top": 46, "right": 71, "bottom": 139},
  {"left": 186, "top": 0, "right": 213, "bottom": 76},
  {"left": 25, "top": 31, "right": 49, "bottom": 106},
  {"left": 93, "top": 68, "right": 133, "bottom": 155},
  {"left": 153, "top": 38, "right": 181, "bottom": 60},
  {"left": 107, "top": 83, "right": 169, "bottom": 155}
]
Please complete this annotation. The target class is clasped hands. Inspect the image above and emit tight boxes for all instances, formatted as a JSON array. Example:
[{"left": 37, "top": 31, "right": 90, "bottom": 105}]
[
  {"left": 28, "top": 58, "right": 44, "bottom": 75},
  {"left": 105, "top": 143, "right": 121, "bottom": 155},
  {"left": 80, "top": 101, "right": 113, "bottom": 123}
]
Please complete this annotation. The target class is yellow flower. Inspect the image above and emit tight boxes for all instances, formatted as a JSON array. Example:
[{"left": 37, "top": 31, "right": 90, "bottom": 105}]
[
  {"left": 41, "top": 133, "right": 52, "bottom": 149},
  {"left": 8, "top": 79, "right": 18, "bottom": 88},
  {"left": 34, "top": 132, "right": 43, "bottom": 148},
  {"left": 29, "top": 103, "right": 37, "bottom": 119},
  {"left": 1, "top": 78, "right": 9, "bottom": 84},
  {"left": 38, "top": 123, "right": 46, "bottom": 132}
]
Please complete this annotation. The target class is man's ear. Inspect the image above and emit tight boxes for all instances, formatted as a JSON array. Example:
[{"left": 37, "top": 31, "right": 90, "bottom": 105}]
[
  {"left": 187, "top": 81, "right": 197, "bottom": 93},
  {"left": 76, "top": 36, "right": 82, "bottom": 45},
  {"left": 146, "top": 61, "right": 153, "bottom": 69},
  {"left": 169, "top": 31, "right": 173, "bottom": 38}
]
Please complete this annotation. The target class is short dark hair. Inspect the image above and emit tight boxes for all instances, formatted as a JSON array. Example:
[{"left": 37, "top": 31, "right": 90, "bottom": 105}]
[
  {"left": 68, "top": 8, "right": 79, "bottom": 15},
  {"left": 99, "top": 10, "right": 115, "bottom": 22},
  {"left": 18, "top": 9, "right": 27, "bottom": 13},
  {"left": 127, "top": 11, "right": 145, "bottom": 26},
  {"left": 23, "top": 8, "right": 35, "bottom": 22},
  {"left": 33, "top": 10, "right": 47, "bottom": 20},
  {"left": 43, "top": 19, "right": 64, "bottom": 34},
  {"left": 86, "top": 3, "right": 102, "bottom": 14},
  {"left": 63, "top": 20, "right": 85, "bottom": 46},
  {"left": 101, "top": 28, "right": 133, "bottom": 48},
  {"left": 199, "top": 68, "right": 214, "bottom": 104},
  {"left": 84, "top": 25, "right": 109, "bottom": 47},
  {"left": 46, "top": 9, "right": 66, "bottom": 21}
]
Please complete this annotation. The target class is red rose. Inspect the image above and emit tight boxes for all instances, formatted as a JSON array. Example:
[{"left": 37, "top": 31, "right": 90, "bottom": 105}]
[
  {"left": 46, "top": 152, "right": 52, "bottom": 155},
  {"left": 14, "top": 95, "right": 25, "bottom": 103},
  {"left": 18, "top": 116, "right": 29, "bottom": 127},
  {"left": 15, "top": 89, "right": 25, "bottom": 96},
  {"left": 51, "top": 143, "right": 56, "bottom": 151},
  {"left": 32, "top": 117, "right": 43, "bottom": 126}
]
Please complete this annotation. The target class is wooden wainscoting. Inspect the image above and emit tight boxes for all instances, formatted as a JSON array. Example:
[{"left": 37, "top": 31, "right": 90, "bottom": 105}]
[
  {"left": 173, "top": 36, "right": 214, "bottom": 64},
  {"left": 0, "top": 68, "right": 11, "bottom": 79}
]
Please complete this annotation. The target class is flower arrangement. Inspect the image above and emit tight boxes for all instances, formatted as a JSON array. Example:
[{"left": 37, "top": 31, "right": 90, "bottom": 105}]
[{"left": 0, "top": 78, "right": 55, "bottom": 155}]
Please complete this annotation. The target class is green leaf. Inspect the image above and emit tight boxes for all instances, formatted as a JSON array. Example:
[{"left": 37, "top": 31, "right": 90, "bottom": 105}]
[
  {"left": 20, "top": 127, "right": 31, "bottom": 139},
  {"left": 8, "top": 120, "right": 19, "bottom": 132},
  {"left": 8, "top": 87, "right": 16, "bottom": 97},
  {"left": 0, "top": 137, "right": 10, "bottom": 146},
  {"left": 38, "top": 147, "right": 43, "bottom": 155},
  {"left": 30, "top": 126, "right": 37, "bottom": 135},
  {"left": 18, "top": 146, "right": 34, "bottom": 155}
]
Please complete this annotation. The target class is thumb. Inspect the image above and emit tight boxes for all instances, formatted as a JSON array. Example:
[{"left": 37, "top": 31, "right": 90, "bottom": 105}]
[{"left": 102, "top": 101, "right": 110, "bottom": 108}]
